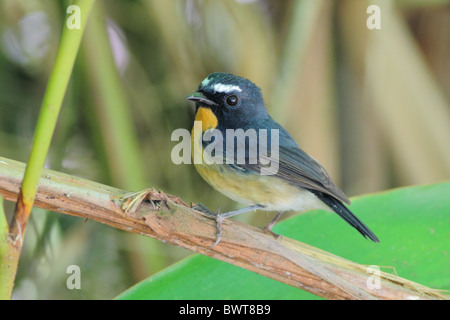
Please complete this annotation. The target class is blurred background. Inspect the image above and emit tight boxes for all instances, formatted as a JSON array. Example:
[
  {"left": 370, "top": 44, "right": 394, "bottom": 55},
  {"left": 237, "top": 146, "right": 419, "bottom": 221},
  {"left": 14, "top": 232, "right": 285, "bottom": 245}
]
[{"left": 0, "top": 0, "right": 448, "bottom": 299}]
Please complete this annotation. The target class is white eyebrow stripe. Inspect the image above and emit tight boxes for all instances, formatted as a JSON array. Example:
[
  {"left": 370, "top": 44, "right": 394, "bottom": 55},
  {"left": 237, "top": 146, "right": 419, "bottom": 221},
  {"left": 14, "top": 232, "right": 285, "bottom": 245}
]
[{"left": 211, "top": 83, "right": 242, "bottom": 93}]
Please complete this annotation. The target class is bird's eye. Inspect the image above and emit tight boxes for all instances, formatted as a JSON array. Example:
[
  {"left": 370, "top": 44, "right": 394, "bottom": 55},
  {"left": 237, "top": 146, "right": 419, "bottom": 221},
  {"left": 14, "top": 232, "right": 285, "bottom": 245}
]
[{"left": 226, "top": 94, "right": 238, "bottom": 107}]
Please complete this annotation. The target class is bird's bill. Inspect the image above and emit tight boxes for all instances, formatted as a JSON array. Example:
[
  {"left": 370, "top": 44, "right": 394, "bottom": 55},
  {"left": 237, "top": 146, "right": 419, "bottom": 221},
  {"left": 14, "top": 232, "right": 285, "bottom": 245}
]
[{"left": 186, "top": 92, "right": 218, "bottom": 106}]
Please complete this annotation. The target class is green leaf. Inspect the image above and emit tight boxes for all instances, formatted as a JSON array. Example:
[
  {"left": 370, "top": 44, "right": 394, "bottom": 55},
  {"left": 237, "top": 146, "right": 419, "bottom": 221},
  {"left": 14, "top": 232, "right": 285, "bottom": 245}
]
[{"left": 116, "top": 182, "right": 450, "bottom": 299}]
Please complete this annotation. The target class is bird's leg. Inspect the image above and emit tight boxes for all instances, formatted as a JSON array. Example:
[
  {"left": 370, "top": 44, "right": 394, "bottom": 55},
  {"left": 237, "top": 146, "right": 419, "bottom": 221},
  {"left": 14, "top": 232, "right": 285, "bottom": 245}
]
[
  {"left": 211, "top": 204, "right": 264, "bottom": 246},
  {"left": 216, "top": 204, "right": 264, "bottom": 220},
  {"left": 194, "top": 204, "right": 264, "bottom": 246},
  {"left": 263, "top": 211, "right": 284, "bottom": 239}
]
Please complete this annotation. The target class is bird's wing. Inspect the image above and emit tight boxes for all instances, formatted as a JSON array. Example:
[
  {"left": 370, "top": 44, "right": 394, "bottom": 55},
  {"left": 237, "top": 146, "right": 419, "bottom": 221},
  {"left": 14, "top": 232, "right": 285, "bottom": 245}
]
[
  {"left": 225, "top": 120, "right": 351, "bottom": 205},
  {"left": 261, "top": 143, "right": 350, "bottom": 205}
]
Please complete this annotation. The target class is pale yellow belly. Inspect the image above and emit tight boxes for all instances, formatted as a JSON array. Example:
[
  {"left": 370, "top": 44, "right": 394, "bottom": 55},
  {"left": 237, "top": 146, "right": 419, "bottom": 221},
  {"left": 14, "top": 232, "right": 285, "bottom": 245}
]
[{"left": 194, "top": 162, "right": 328, "bottom": 213}]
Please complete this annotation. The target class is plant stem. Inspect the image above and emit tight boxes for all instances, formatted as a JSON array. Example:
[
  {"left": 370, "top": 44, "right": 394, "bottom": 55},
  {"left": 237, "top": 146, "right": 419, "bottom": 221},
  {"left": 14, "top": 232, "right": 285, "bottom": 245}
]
[
  {"left": 9, "top": 0, "right": 94, "bottom": 245},
  {"left": 4, "top": 0, "right": 94, "bottom": 299},
  {"left": 0, "top": 195, "right": 18, "bottom": 299},
  {"left": 0, "top": 156, "right": 447, "bottom": 300}
]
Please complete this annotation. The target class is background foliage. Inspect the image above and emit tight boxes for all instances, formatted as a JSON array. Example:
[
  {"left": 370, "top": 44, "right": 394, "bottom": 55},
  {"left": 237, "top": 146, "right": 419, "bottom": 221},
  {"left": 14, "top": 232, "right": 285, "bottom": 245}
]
[{"left": 0, "top": 0, "right": 448, "bottom": 299}]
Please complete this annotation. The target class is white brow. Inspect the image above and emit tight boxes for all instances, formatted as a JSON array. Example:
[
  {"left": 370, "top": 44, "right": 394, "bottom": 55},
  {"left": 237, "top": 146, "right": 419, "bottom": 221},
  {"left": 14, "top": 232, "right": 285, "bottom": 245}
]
[{"left": 211, "top": 83, "right": 242, "bottom": 93}]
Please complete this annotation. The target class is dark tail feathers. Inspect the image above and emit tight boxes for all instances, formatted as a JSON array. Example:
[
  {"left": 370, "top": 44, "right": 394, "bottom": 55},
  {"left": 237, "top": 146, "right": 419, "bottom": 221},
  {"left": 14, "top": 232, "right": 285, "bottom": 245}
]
[{"left": 308, "top": 190, "right": 379, "bottom": 242}]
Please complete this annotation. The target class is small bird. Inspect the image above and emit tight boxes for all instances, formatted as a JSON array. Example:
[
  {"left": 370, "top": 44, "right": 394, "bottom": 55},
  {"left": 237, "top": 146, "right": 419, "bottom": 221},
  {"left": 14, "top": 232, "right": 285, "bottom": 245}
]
[{"left": 187, "top": 72, "right": 379, "bottom": 246}]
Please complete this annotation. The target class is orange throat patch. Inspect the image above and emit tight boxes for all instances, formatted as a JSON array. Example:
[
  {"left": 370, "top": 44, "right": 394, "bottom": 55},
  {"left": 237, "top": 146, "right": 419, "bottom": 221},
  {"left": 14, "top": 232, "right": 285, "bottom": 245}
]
[{"left": 194, "top": 107, "right": 218, "bottom": 131}]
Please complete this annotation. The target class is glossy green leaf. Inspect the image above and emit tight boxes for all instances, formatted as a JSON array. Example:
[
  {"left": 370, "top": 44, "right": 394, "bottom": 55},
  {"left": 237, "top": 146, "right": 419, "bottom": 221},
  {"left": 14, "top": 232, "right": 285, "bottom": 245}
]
[{"left": 116, "top": 182, "right": 450, "bottom": 299}]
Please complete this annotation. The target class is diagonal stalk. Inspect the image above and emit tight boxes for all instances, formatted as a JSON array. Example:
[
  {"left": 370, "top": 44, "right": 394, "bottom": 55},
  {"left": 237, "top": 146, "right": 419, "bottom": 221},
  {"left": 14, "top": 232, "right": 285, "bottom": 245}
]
[{"left": 0, "top": 156, "right": 447, "bottom": 300}]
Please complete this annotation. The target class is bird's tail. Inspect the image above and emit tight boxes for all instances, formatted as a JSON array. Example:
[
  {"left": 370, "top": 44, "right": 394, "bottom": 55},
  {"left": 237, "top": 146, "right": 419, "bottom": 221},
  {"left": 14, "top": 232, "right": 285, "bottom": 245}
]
[{"left": 309, "top": 190, "right": 380, "bottom": 242}]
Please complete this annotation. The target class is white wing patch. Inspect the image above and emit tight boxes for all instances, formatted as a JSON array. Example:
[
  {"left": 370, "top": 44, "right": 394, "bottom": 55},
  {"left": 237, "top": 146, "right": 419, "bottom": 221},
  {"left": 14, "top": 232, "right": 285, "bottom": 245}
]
[{"left": 211, "top": 83, "right": 242, "bottom": 93}]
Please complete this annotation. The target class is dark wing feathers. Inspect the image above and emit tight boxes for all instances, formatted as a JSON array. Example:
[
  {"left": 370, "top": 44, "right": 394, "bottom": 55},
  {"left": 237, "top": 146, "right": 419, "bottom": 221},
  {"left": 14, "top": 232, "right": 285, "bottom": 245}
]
[
  {"left": 221, "top": 118, "right": 378, "bottom": 242},
  {"left": 269, "top": 142, "right": 351, "bottom": 204},
  {"left": 230, "top": 119, "right": 350, "bottom": 204}
]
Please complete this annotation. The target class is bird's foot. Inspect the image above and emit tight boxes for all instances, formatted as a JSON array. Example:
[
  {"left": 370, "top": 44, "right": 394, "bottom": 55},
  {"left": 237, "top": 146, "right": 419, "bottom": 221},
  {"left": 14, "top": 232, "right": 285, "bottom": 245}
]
[
  {"left": 262, "top": 226, "right": 284, "bottom": 241},
  {"left": 192, "top": 203, "right": 224, "bottom": 247},
  {"left": 261, "top": 211, "right": 284, "bottom": 240},
  {"left": 192, "top": 204, "right": 265, "bottom": 247}
]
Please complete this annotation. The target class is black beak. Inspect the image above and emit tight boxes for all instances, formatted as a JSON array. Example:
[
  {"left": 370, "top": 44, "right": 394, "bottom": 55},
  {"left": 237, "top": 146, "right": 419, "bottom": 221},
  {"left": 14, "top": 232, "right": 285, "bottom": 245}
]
[{"left": 186, "top": 92, "right": 218, "bottom": 106}]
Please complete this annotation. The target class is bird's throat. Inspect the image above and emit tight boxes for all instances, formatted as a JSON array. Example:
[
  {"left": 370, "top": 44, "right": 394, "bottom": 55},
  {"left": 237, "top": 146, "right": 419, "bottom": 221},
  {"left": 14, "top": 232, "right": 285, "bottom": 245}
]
[{"left": 195, "top": 107, "right": 218, "bottom": 131}]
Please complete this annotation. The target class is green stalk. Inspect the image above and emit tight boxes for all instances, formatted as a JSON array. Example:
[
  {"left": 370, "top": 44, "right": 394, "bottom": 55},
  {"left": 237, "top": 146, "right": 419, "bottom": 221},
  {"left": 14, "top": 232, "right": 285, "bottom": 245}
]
[
  {"left": 0, "top": 195, "right": 15, "bottom": 299},
  {"left": 9, "top": 0, "right": 94, "bottom": 241},
  {"left": 0, "top": 196, "right": 6, "bottom": 243},
  {"left": 3, "top": 0, "right": 94, "bottom": 299}
]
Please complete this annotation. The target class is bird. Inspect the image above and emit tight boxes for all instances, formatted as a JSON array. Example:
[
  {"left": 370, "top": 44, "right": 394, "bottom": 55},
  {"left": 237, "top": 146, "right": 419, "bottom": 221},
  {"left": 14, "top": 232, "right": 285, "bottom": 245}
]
[{"left": 187, "top": 72, "right": 379, "bottom": 246}]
